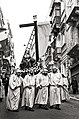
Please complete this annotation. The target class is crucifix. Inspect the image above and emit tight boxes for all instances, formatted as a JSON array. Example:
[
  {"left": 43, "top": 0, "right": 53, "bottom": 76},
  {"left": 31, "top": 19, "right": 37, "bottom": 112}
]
[{"left": 19, "top": 15, "right": 39, "bottom": 62}]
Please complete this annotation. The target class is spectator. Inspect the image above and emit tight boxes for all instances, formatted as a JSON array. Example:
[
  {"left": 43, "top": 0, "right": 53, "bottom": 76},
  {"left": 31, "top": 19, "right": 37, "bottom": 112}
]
[
  {"left": 71, "top": 76, "right": 78, "bottom": 94},
  {"left": 0, "top": 75, "right": 5, "bottom": 101}
]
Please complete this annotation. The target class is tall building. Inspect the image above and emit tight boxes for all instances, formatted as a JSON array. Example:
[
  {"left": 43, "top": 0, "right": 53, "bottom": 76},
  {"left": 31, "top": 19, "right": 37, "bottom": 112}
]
[
  {"left": 0, "top": 7, "right": 15, "bottom": 75},
  {"left": 49, "top": 0, "right": 61, "bottom": 70},
  {"left": 49, "top": 0, "right": 79, "bottom": 85},
  {"left": 65, "top": 0, "right": 79, "bottom": 81},
  {"left": 60, "top": 0, "right": 68, "bottom": 77}
]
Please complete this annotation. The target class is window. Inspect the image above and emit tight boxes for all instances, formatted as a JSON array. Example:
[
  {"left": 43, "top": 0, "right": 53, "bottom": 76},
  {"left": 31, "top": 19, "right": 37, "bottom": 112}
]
[{"left": 55, "top": 9, "right": 60, "bottom": 16}]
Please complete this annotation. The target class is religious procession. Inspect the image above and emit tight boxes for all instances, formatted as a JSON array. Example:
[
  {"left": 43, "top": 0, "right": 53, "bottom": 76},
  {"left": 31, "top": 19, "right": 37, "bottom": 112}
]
[
  {"left": 0, "top": 62, "right": 70, "bottom": 112},
  {"left": 1, "top": 1, "right": 79, "bottom": 118}
]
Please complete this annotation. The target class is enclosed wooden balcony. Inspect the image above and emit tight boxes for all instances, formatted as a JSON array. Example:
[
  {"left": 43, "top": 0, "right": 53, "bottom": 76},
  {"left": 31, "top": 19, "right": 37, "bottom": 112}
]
[
  {"left": 49, "top": 0, "right": 61, "bottom": 16},
  {"left": 51, "top": 16, "right": 61, "bottom": 34},
  {"left": 66, "top": 5, "right": 79, "bottom": 24},
  {"left": 50, "top": 1, "right": 61, "bottom": 34}
]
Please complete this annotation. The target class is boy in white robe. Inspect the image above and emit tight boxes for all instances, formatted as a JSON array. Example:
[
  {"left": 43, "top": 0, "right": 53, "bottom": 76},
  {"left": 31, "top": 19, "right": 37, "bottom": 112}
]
[
  {"left": 6, "top": 69, "right": 22, "bottom": 112},
  {"left": 21, "top": 69, "right": 35, "bottom": 111},
  {"left": 35, "top": 68, "right": 49, "bottom": 110},
  {"left": 49, "top": 67, "right": 62, "bottom": 110}
]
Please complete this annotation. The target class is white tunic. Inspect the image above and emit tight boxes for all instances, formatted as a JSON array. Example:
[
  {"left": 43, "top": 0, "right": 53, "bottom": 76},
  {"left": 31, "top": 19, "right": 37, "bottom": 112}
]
[
  {"left": 49, "top": 72, "right": 62, "bottom": 106},
  {"left": 61, "top": 77, "right": 70, "bottom": 101},
  {"left": 6, "top": 74, "right": 22, "bottom": 110},
  {"left": 35, "top": 73, "right": 49, "bottom": 105},
  {"left": 21, "top": 74, "right": 35, "bottom": 108}
]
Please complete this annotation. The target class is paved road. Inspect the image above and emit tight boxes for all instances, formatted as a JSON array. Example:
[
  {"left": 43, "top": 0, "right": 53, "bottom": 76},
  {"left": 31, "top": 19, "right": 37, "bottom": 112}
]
[{"left": 0, "top": 99, "right": 79, "bottom": 119}]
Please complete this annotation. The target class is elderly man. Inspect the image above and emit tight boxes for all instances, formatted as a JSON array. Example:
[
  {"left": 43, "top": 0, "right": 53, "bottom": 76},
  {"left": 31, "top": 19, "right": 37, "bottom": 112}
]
[
  {"left": 49, "top": 66, "right": 62, "bottom": 110},
  {"left": 21, "top": 69, "right": 35, "bottom": 111},
  {"left": 6, "top": 68, "right": 22, "bottom": 112},
  {"left": 35, "top": 68, "right": 49, "bottom": 110}
]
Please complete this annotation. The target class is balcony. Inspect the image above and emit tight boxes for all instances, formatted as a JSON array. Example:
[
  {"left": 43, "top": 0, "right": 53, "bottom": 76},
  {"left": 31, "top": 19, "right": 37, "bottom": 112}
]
[
  {"left": 53, "top": 47, "right": 61, "bottom": 61},
  {"left": 49, "top": 0, "right": 61, "bottom": 16},
  {"left": 50, "top": 2, "right": 61, "bottom": 35},
  {"left": 66, "top": 4, "right": 79, "bottom": 24},
  {"left": 51, "top": 16, "right": 61, "bottom": 34}
]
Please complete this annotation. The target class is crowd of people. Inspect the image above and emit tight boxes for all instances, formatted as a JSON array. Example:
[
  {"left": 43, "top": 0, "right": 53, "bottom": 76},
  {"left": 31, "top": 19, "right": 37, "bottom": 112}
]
[{"left": 0, "top": 65, "right": 74, "bottom": 112}]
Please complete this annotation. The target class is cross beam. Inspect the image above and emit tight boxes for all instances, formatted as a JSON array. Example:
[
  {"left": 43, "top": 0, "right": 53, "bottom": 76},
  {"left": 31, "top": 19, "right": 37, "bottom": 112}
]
[{"left": 19, "top": 23, "right": 34, "bottom": 28}]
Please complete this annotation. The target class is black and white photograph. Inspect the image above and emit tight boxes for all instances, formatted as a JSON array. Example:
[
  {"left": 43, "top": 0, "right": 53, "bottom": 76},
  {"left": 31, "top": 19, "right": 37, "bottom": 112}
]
[{"left": 0, "top": 0, "right": 79, "bottom": 119}]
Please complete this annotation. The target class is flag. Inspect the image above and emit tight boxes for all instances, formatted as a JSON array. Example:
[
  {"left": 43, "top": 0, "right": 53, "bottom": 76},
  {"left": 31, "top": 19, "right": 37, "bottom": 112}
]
[{"left": 38, "top": 22, "right": 51, "bottom": 58}]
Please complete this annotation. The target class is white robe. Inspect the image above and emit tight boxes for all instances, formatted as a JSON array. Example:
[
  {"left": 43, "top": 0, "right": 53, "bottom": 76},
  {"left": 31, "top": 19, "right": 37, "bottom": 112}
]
[
  {"left": 35, "top": 73, "right": 49, "bottom": 105},
  {"left": 49, "top": 72, "right": 62, "bottom": 106},
  {"left": 6, "top": 74, "right": 22, "bottom": 110},
  {"left": 61, "top": 77, "right": 70, "bottom": 101},
  {"left": 21, "top": 74, "right": 35, "bottom": 108}
]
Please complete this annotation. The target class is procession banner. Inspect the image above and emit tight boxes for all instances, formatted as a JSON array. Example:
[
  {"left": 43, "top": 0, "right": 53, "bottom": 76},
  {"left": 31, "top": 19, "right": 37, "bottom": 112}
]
[{"left": 38, "top": 22, "right": 51, "bottom": 58}]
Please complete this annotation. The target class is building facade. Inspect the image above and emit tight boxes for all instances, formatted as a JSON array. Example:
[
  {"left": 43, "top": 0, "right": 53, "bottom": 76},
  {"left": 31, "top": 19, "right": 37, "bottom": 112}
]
[
  {"left": 49, "top": 0, "right": 62, "bottom": 70},
  {"left": 66, "top": 0, "right": 79, "bottom": 82},
  {"left": 0, "top": 7, "right": 15, "bottom": 75},
  {"left": 49, "top": 0, "right": 79, "bottom": 85}
]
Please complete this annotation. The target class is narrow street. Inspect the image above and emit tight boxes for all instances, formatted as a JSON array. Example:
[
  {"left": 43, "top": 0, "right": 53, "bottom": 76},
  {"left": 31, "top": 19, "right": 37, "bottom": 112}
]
[
  {"left": 0, "top": 0, "right": 79, "bottom": 119},
  {"left": 0, "top": 99, "right": 79, "bottom": 119}
]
